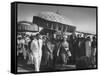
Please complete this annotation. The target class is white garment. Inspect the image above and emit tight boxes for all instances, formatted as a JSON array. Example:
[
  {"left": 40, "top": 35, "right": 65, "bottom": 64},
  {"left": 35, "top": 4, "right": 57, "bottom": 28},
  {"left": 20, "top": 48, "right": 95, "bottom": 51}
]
[
  {"left": 30, "top": 39, "right": 43, "bottom": 72},
  {"left": 85, "top": 41, "right": 91, "bottom": 57}
]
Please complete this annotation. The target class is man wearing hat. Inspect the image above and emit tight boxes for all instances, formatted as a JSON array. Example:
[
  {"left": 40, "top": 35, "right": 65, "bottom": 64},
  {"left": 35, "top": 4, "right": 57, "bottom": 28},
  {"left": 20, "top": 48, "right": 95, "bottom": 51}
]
[
  {"left": 27, "top": 33, "right": 43, "bottom": 71},
  {"left": 57, "top": 33, "right": 71, "bottom": 66}
]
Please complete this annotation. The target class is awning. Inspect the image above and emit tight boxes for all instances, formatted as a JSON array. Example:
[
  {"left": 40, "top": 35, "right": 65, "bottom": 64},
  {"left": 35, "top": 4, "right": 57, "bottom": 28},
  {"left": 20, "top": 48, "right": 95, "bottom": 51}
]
[{"left": 17, "top": 21, "right": 39, "bottom": 32}]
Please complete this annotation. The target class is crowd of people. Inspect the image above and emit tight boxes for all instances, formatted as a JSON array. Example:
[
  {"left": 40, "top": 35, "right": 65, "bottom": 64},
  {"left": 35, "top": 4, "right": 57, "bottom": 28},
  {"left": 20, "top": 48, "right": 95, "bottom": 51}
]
[
  {"left": 68, "top": 34, "right": 97, "bottom": 69},
  {"left": 17, "top": 31, "right": 97, "bottom": 70}
]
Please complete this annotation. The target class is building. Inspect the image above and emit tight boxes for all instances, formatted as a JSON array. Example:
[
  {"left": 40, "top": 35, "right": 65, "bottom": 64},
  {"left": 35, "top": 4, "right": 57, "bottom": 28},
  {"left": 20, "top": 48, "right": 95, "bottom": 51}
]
[{"left": 33, "top": 11, "right": 76, "bottom": 36}]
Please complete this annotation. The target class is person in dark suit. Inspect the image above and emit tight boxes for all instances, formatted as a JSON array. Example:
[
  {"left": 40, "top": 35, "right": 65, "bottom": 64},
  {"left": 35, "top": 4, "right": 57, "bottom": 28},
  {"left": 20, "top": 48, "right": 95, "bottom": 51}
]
[{"left": 91, "top": 36, "right": 97, "bottom": 68}]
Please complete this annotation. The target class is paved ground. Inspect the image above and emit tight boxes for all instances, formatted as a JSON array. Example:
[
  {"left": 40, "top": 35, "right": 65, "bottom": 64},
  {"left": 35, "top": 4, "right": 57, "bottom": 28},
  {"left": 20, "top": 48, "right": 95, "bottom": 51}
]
[{"left": 17, "top": 56, "right": 76, "bottom": 73}]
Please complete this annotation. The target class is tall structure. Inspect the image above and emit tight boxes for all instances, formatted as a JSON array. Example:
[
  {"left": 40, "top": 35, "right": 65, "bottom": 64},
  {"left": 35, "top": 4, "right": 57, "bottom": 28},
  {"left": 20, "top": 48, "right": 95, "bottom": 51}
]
[{"left": 33, "top": 11, "right": 76, "bottom": 35}]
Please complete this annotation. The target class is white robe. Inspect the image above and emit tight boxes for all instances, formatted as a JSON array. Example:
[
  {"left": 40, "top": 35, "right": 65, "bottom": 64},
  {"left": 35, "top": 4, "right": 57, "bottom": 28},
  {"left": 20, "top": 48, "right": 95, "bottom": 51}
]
[
  {"left": 30, "top": 39, "right": 43, "bottom": 72},
  {"left": 85, "top": 41, "right": 91, "bottom": 57}
]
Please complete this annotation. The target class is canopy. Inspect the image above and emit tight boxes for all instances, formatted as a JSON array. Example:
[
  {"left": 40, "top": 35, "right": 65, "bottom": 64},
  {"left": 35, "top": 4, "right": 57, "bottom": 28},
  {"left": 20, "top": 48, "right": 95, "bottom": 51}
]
[{"left": 17, "top": 21, "right": 39, "bottom": 32}]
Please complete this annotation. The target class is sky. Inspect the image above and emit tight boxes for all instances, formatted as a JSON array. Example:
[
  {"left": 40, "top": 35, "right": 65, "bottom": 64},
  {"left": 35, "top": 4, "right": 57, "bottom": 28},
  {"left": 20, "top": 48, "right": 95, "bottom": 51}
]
[{"left": 18, "top": 3, "right": 97, "bottom": 34}]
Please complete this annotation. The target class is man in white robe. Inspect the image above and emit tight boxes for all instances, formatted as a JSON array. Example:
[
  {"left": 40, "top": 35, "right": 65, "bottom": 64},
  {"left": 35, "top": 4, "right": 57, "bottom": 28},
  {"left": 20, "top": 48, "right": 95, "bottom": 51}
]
[{"left": 30, "top": 34, "right": 43, "bottom": 72}]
